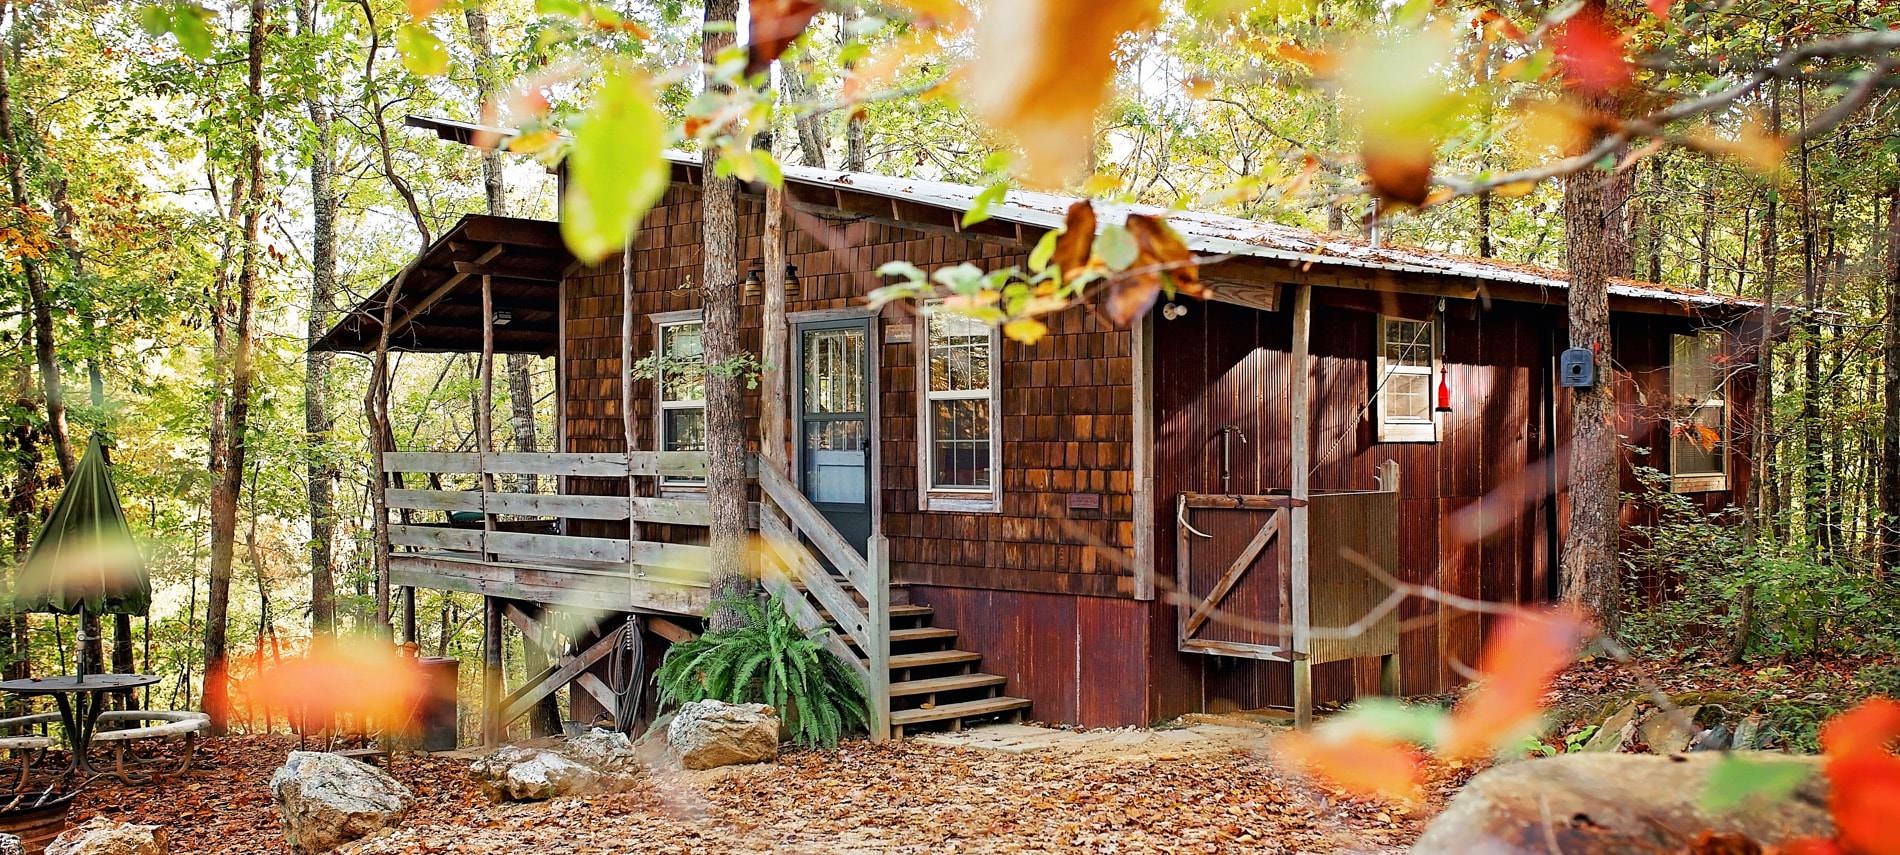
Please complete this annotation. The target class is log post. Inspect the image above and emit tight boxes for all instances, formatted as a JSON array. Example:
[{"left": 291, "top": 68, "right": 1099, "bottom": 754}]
[
  {"left": 762, "top": 184, "right": 789, "bottom": 480},
  {"left": 1288, "top": 284, "right": 1314, "bottom": 729},
  {"left": 479, "top": 274, "right": 504, "bottom": 746}
]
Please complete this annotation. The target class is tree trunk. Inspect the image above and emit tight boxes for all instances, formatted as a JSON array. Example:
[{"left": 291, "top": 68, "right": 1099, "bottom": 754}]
[
  {"left": 1647, "top": 158, "right": 1664, "bottom": 282},
  {"left": 1697, "top": 167, "right": 1716, "bottom": 290},
  {"left": 0, "top": 17, "right": 73, "bottom": 480},
  {"left": 299, "top": 0, "right": 339, "bottom": 639},
  {"left": 204, "top": 0, "right": 268, "bottom": 732},
  {"left": 1796, "top": 82, "right": 1826, "bottom": 559},
  {"left": 780, "top": 53, "right": 827, "bottom": 169},
  {"left": 1558, "top": 62, "right": 1622, "bottom": 627},
  {"left": 1882, "top": 181, "right": 1900, "bottom": 575},
  {"left": 702, "top": 0, "right": 752, "bottom": 632}
]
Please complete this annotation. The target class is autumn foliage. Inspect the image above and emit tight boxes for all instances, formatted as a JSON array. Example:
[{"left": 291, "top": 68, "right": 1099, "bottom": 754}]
[{"left": 243, "top": 637, "right": 431, "bottom": 739}]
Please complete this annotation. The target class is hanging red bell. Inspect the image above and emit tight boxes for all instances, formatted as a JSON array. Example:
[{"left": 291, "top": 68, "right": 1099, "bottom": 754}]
[{"left": 1435, "top": 370, "right": 1453, "bottom": 413}]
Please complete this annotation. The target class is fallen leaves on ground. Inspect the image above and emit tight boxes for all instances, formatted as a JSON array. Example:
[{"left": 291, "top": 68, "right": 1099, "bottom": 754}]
[{"left": 76, "top": 732, "right": 1467, "bottom": 853}]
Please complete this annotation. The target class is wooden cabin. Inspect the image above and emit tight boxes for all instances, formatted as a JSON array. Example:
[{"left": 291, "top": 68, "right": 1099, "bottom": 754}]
[{"left": 316, "top": 116, "right": 1760, "bottom": 740}]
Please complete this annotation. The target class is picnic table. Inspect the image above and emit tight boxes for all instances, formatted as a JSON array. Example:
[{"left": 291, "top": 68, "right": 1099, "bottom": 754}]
[{"left": 0, "top": 674, "right": 161, "bottom": 777}]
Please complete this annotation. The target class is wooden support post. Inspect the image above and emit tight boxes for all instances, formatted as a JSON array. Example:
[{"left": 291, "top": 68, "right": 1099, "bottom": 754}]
[
  {"left": 400, "top": 587, "right": 416, "bottom": 646},
  {"left": 482, "top": 596, "right": 503, "bottom": 746},
  {"left": 1377, "top": 459, "right": 1401, "bottom": 698},
  {"left": 1288, "top": 284, "right": 1314, "bottom": 730},
  {"left": 761, "top": 184, "right": 789, "bottom": 480},
  {"left": 866, "top": 533, "right": 892, "bottom": 742},
  {"left": 620, "top": 235, "right": 642, "bottom": 546},
  {"left": 1132, "top": 312, "right": 1155, "bottom": 601}
]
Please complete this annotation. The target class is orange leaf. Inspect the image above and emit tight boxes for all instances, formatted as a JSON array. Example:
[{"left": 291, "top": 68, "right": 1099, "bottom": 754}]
[
  {"left": 1277, "top": 730, "right": 1423, "bottom": 801},
  {"left": 1280, "top": 155, "right": 1322, "bottom": 199},
  {"left": 1362, "top": 140, "right": 1434, "bottom": 210},
  {"left": 1268, "top": 41, "right": 1336, "bottom": 76},
  {"left": 1826, "top": 754, "right": 1900, "bottom": 855},
  {"left": 1821, "top": 697, "right": 1900, "bottom": 758},
  {"left": 1051, "top": 201, "right": 1096, "bottom": 277},
  {"left": 247, "top": 638, "right": 431, "bottom": 738},
  {"left": 1553, "top": 8, "right": 1631, "bottom": 95},
  {"left": 967, "top": 0, "right": 1161, "bottom": 186},
  {"left": 1439, "top": 607, "right": 1590, "bottom": 760},
  {"left": 745, "top": 0, "right": 823, "bottom": 77},
  {"left": 406, "top": 0, "right": 444, "bottom": 21},
  {"left": 1126, "top": 213, "right": 1200, "bottom": 295},
  {"left": 1646, "top": 0, "right": 1675, "bottom": 19}
]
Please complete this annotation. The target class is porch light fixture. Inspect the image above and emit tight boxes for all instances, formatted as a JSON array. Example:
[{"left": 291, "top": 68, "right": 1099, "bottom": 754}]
[
  {"left": 493, "top": 310, "right": 513, "bottom": 326},
  {"left": 1433, "top": 297, "right": 1451, "bottom": 413},
  {"left": 742, "top": 264, "right": 800, "bottom": 300}
]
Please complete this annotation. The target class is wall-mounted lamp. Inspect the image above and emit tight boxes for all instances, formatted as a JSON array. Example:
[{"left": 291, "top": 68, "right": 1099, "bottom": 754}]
[
  {"left": 742, "top": 264, "right": 802, "bottom": 300},
  {"left": 493, "top": 309, "right": 513, "bottom": 326},
  {"left": 1161, "top": 302, "right": 1188, "bottom": 320}
]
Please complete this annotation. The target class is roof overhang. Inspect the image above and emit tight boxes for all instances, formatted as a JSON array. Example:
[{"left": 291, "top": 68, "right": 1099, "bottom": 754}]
[{"left": 314, "top": 214, "right": 571, "bottom": 356}]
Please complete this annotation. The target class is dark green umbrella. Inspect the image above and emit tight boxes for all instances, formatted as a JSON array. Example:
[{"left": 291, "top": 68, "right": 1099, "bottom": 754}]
[{"left": 15, "top": 435, "right": 149, "bottom": 638}]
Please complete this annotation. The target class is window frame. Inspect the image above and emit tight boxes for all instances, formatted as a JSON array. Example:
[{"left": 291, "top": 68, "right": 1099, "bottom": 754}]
[
  {"left": 915, "top": 307, "right": 1003, "bottom": 513},
  {"left": 1374, "top": 313, "right": 1442, "bottom": 444},
  {"left": 1668, "top": 330, "right": 1729, "bottom": 494},
  {"left": 650, "top": 310, "right": 706, "bottom": 490}
]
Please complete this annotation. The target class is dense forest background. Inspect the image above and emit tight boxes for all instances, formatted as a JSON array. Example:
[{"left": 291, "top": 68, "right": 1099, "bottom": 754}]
[{"left": 0, "top": 0, "right": 1892, "bottom": 735}]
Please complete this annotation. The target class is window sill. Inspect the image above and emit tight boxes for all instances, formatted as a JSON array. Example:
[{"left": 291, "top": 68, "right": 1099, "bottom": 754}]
[
  {"left": 1669, "top": 474, "right": 1727, "bottom": 494},
  {"left": 1376, "top": 424, "right": 1439, "bottom": 444},
  {"left": 919, "top": 492, "right": 1001, "bottom": 514}
]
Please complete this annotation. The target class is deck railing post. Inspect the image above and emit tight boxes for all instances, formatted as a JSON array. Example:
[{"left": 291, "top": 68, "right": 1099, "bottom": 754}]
[{"left": 865, "top": 533, "right": 891, "bottom": 742}]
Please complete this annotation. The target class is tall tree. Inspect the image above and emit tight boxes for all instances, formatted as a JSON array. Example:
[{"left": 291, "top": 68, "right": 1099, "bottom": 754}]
[
  {"left": 298, "top": 0, "right": 339, "bottom": 638},
  {"left": 204, "top": 0, "right": 268, "bottom": 731},
  {"left": 0, "top": 8, "right": 74, "bottom": 480},
  {"left": 701, "top": 0, "right": 751, "bottom": 632},
  {"left": 1881, "top": 181, "right": 1900, "bottom": 573},
  {"left": 1557, "top": 0, "right": 1621, "bottom": 627}
]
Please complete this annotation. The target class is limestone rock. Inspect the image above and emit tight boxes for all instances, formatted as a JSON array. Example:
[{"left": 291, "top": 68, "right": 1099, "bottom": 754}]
[
  {"left": 270, "top": 751, "right": 413, "bottom": 854},
  {"left": 1584, "top": 701, "right": 1741, "bottom": 754},
  {"left": 631, "top": 713, "right": 678, "bottom": 768},
  {"left": 46, "top": 818, "right": 165, "bottom": 855},
  {"left": 1413, "top": 752, "right": 1831, "bottom": 854},
  {"left": 470, "top": 746, "right": 603, "bottom": 802},
  {"left": 666, "top": 701, "right": 779, "bottom": 770},
  {"left": 0, "top": 832, "right": 21, "bottom": 855},
  {"left": 563, "top": 729, "right": 639, "bottom": 775}
]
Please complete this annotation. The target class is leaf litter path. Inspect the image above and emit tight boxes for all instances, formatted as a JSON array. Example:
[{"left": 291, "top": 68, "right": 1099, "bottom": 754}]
[{"left": 76, "top": 724, "right": 1465, "bottom": 854}]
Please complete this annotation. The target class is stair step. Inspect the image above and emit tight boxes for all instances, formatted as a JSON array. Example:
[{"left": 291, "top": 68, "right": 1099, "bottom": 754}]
[
  {"left": 890, "top": 604, "right": 932, "bottom": 619},
  {"left": 879, "top": 649, "right": 982, "bottom": 670},
  {"left": 888, "top": 673, "right": 1006, "bottom": 698},
  {"left": 888, "top": 627, "right": 957, "bottom": 644},
  {"left": 890, "top": 696, "right": 1031, "bottom": 727}
]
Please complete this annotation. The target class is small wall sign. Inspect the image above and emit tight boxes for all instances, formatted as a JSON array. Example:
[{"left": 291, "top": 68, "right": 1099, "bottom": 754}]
[{"left": 884, "top": 321, "right": 913, "bottom": 344}]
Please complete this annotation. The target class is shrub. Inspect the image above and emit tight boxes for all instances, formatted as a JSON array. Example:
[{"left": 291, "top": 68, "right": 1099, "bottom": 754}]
[{"left": 653, "top": 594, "right": 868, "bottom": 748}]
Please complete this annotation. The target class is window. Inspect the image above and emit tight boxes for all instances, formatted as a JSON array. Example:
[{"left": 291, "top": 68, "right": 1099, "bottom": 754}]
[
  {"left": 1669, "top": 330, "right": 1727, "bottom": 493},
  {"left": 1375, "top": 315, "right": 1440, "bottom": 443},
  {"left": 654, "top": 317, "right": 705, "bottom": 486},
  {"left": 918, "top": 308, "right": 1000, "bottom": 510}
]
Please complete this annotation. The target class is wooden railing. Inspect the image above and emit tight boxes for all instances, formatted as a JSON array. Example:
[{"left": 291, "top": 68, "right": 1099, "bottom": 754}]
[
  {"left": 752, "top": 456, "right": 891, "bottom": 742},
  {"left": 382, "top": 451, "right": 717, "bottom": 587}
]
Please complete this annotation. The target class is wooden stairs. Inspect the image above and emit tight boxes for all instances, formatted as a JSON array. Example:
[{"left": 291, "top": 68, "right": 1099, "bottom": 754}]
[{"left": 828, "top": 596, "right": 1030, "bottom": 739}]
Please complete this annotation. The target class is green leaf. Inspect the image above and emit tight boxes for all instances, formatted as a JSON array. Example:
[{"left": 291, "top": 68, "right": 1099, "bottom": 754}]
[
  {"left": 561, "top": 66, "right": 669, "bottom": 264},
  {"left": 876, "top": 261, "right": 926, "bottom": 281},
  {"left": 1324, "top": 697, "right": 1449, "bottom": 747},
  {"left": 1093, "top": 225, "right": 1137, "bottom": 271},
  {"left": 139, "top": 3, "right": 215, "bottom": 61},
  {"left": 1027, "top": 229, "right": 1060, "bottom": 273},
  {"left": 752, "top": 149, "right": 784, "bottom": 187},
  {"left": 1700, "top": 755, "right": 1814, "bottom": 814},
  {"left": 536, "top": 0, "right": 584, "bottom": 16},
  {"left": 963, "top": 181, "right": 1008, "bottom": 227},
  {"left": 396, "top": 23, "right": 449, "bottom": 76}
]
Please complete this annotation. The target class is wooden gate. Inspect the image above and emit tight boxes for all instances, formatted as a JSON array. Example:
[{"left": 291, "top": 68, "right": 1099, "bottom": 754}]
[{"left": 1174, "top": 493, "right": 1301, "bottom": 660}]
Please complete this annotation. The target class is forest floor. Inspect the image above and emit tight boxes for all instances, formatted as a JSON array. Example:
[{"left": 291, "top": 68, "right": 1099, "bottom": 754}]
[{"left": 66, "top": 650, "right": 1889, "bottom": 854}]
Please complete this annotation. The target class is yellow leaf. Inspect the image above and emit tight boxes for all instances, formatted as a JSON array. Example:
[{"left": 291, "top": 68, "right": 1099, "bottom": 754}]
[
  {"left": 505, "top": 128, "right": 560, "bottom": 155},
  {"left": 1082, "top": 173, "right": 1123, "bottom": 197},
  {"left": 967, "top": 0, "right": 1161, "bottom": 187},
  {"left": 1493, "top": 180, "right": 1537, "bottom": 197},
  {"left": 1004, "top": 318, "right": 1049, "bottom": 345}
]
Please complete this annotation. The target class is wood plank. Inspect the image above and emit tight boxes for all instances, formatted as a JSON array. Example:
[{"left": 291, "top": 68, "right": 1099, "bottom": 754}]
[
  {"left": 647, "top": 616, "right": 697, "bottom": 645},
  {"left": 887, "top": 673, "right": 1005, "bottom": 697},
  {"left": 889, "top": 696, "right": 1030, "bottom": 727},
  {"left": 756, "top": 463, "right": 870, "bottom": 588},
  {"left": 1288, "top": 283, "right": 1314, "bottom": 730},
  {"left": 501, "top": 624, "right": 624, "bottom": 724},
  {"left": 759, "top": 563, "right": 873, "bottom": 685},
  {"left": 390, "top": 524, "right": 483, "bottom": 552},
  {"left": 390, "top": 555, "right": 708, "bottom": 615},
  {"left": 1132, "top": 312, "right": 1155, "bottom": 601},
  {"left": 387, "top": 489, "right": 482, "bottom": 513},
  {"left": 384, "top": 452, "right": 480, "bottom": 474},
  {"left": 1181, "top": 493, "right": 1305, "bottom": 509},
  {"left": 624, "top": 540, "right": 715, "bottom": 575},
  {"left": 1180, "top": 638, "right": 1297, "bottom": 661},
  {"left": 485, "top": 492, "right": 630, "bottom": 520},
  {"left": 763, "top": 534, "right": 871, "bottom": 647},
  {"left": 488, "top": 531, "right": 631, "bottom": 563},
  {"left": 484, "top": 452, "right": 628, "bottom": 477},
  {"left": 1184, "top": 511, "right": 1281, "bottom": 637},
  {"left": 885, "top": 650, "right": 981, "bottom": 670},
  {"left": 627, "top": 451, "right": 711, "bottom": 478}
]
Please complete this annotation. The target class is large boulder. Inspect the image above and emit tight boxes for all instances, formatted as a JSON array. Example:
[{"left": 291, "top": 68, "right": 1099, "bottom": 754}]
[
  {"left": 666, "top": 701, "right": 779, "bottom": 770},
  {"left": 470, "top": 746, "right": 604, "bottom": 802},
  {"left": 1413, "top": 753, "right": 1831, "bottom": 854},
  {"left": 563, "top": 729, "right": 639, "bottom": 775},
  {"left": 270, "top": 751, "right": 413, "bottom": 854},
  {"left": 0, "top": 832, "right": 21, "bottom": 855},
  {"left": 45, "top": 819, "right": 165, "bottom": 855}
]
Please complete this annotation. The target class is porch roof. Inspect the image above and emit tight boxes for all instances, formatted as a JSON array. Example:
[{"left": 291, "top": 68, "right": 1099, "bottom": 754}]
[{"left": 313, "top": 214, "right": 571, "bottom": 356}]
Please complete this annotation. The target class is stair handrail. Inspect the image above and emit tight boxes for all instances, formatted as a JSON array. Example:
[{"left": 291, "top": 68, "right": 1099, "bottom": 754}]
[{"left": 751, "top": 454, "right": 891, "bottom": 741}]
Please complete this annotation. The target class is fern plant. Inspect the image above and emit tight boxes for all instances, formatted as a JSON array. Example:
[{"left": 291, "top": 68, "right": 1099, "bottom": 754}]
[{"left": 653, "top": 594, "right": 868, "bottom": 748}]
